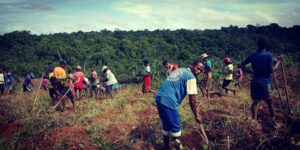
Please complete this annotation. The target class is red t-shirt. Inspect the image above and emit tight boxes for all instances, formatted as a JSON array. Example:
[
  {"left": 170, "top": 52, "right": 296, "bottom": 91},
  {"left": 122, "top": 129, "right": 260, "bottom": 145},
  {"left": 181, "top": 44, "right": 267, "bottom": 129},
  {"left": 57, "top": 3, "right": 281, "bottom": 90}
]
[{"left": 73, "top": 71, "right": 85, "bottom": 89}]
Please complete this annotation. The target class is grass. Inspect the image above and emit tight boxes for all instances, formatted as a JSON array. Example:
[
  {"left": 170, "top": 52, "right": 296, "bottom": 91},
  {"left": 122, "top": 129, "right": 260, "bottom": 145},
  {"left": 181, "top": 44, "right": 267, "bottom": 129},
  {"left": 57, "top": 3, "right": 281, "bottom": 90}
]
[{"left": 0, "top": 80, "right": 299, "bottom": 149}]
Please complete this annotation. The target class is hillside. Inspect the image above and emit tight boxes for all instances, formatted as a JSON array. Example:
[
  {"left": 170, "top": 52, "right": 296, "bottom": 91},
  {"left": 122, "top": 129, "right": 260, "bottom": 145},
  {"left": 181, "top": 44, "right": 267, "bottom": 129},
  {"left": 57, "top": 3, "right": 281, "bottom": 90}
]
[
  {"left": 0, "top": 72, "right": 299, "bottom": 150},
  {"left": 1, "top": 24, "right": 300, "bottom": 84}
]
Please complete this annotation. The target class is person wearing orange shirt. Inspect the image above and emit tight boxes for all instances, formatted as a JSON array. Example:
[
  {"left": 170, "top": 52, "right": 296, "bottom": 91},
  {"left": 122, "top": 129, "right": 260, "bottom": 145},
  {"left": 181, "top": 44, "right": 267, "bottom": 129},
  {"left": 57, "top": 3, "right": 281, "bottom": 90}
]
[{"left": 53, "top": 60, "right": 75, "bottom": 111}]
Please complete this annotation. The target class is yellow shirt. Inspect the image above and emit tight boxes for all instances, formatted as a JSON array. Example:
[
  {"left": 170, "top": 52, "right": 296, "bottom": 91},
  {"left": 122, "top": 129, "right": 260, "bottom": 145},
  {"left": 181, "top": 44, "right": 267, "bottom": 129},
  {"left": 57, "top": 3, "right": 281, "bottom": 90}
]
[
  {"left": 225, "top": 64, "right": 234, "bottom": 80},
  {"left": 48, "top": 72, "right": 54, "bottom": 88}
]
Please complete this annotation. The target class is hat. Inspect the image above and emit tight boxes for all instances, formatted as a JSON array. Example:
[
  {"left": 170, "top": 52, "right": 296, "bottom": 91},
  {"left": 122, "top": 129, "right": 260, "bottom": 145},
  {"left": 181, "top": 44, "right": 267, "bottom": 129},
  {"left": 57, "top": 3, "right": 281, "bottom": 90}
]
[
  {"left": 101, "top": 66, "right": 108, "bottom": 71},
  {"left": 200, "top": 53, "right": 209, "bottom": 59},
  {"left": 76, "top": 66, "right": 81, "bottom": 70},
  {"left": 7, "top": 72, "right": 11, "bottom": 75},
  {"left": 224, "top": 57, "right": 231, "bottom": 63}
]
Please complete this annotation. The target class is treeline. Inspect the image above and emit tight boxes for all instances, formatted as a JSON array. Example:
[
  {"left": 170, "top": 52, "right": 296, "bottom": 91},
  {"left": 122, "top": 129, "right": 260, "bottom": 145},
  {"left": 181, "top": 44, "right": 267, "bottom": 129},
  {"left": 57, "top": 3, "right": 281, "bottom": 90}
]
[{"left": 0, "top": 23, "right": 300, "bottom": 84}]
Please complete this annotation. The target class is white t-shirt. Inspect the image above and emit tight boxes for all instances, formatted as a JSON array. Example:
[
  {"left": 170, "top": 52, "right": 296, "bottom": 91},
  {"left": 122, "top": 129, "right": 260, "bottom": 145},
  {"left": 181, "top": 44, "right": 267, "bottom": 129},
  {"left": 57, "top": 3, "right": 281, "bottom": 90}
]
[
  {"left": 0, "top": 73, "right": 4, "bottom": 84},
  {"left": 105, "top": 69, "right": 118, "bottom": 86},
  {"left": 225, "top": 64, "right": 234, "bottom": 80}
]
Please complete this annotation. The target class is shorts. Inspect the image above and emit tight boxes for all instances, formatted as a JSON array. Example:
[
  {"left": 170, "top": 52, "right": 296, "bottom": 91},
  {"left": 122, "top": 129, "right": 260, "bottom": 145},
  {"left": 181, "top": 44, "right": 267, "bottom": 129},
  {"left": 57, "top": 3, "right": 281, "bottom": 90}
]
[
  {"left": 91, "top": 85, "right": 97, "bottom": 91},
  {"left": 199, "top": 78, "right": 212, "bottom": 89},
  {"left": 251, "top": 80, "right": 271, "bottom": 102},
  {"left": 7, "top": 84, "right": 13, "bottom": 90},
  {"left": 222, "top": 79, "right": 232, "bottom": 89},
  {"left": 156, "top": 102, "right": 181, "bottom": 137},
  {"left": 106, "top": 83, "right": 118, "bottom": 94}
]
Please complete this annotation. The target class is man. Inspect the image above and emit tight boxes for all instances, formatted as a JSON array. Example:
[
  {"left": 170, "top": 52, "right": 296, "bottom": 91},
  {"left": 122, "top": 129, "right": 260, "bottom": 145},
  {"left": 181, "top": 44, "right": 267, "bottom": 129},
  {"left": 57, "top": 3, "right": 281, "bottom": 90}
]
[
  {"left": 53, "top": 60, "right": 75, "bottom": 111},
  {"left": 0, "top": 67, "right": 5, "bottom": 95},
  {"left": 101, "top": 66, "right": 118, "bottom": 97},
  {"left": 6, "top": 72, "right": 14, "bottom": 94},
  {"left": 199, "top": 53, "right": 213, "bottom": 100},
  {"left": 89, "top": 66, "right": 98, "bottom": 98},
  {"left": 142, "top": 60, "right": 151, "bottom": 93},
  {"left": 240, "top": 37, "right": 282, "bottom": 122},
  {"left": 163, "top": 60, "right": 178, "bottom": 77},
  {"left": 73, "top": 66, "right": 86, "bottom": 99},
  {"left": 222, "top": 57, "right": 236, "bottom": 96},
  {"left": 23, "top": 73, "right": 35, "bottom": 92},
  {"left": 155, "top": 59, "right": 204, "bottom": 149},
  {"left": 48, "top": 67, "right": 57, "bottom": 105}
]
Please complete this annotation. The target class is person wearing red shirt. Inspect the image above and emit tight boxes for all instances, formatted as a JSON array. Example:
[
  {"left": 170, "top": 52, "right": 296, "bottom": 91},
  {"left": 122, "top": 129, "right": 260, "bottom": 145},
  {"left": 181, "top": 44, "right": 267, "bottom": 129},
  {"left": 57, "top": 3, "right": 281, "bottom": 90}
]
[
  {"left": 163, "top": 60, "right": 178, "bottom": 77},
  {"left": 73, "top": 66, "right": 86, "bottom": 99}
]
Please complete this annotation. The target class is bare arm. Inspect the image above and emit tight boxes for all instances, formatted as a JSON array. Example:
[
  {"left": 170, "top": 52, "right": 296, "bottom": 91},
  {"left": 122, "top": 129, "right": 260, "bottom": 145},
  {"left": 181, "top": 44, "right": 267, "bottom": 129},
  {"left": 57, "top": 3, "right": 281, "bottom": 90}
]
[
  {"left": 273, "top": 55, "right": 283, "bottom": 71},
  {"left": 189, "top": 95, "right": 203, "bottom": 124}
]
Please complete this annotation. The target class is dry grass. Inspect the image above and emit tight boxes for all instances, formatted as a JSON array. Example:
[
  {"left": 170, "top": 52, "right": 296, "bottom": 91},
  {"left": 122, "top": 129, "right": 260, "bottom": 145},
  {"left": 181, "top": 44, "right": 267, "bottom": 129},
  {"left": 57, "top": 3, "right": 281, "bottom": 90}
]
[{"left": 0, "top": 79, "right": 299, "bottom": 150}]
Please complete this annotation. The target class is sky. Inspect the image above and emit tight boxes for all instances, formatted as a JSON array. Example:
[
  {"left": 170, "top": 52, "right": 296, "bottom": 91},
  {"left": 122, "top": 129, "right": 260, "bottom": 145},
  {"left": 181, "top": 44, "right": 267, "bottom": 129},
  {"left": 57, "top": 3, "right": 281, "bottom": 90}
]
[{"left": 0, "top": 0, "right": 300, "bottom": 34}]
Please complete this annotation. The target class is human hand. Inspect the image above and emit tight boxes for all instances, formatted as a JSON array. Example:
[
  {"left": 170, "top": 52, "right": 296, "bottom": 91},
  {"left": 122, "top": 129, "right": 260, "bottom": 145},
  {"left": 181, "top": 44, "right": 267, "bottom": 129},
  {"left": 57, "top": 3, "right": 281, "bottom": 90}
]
[
  {"left": 277, "top": 55, "right": 283, "bottom": 62},
  {"left": 195, "top": 114, "right": 203, "bottom": 124}
]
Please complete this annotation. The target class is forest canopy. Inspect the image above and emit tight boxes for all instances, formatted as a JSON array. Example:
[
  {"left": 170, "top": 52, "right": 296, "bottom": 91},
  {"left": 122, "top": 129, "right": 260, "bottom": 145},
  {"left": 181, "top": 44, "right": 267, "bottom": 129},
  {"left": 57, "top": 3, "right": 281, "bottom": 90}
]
[{"left": 1, "top": 23, "right": 299, "bottom": 83}]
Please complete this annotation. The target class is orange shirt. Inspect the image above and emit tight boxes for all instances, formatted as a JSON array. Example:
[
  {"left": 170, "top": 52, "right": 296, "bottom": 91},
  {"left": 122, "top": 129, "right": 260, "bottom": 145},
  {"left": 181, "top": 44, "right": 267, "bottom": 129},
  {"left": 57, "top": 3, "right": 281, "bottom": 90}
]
[{"left": 53, "top": 67, "right": 67, "bottom": 79}]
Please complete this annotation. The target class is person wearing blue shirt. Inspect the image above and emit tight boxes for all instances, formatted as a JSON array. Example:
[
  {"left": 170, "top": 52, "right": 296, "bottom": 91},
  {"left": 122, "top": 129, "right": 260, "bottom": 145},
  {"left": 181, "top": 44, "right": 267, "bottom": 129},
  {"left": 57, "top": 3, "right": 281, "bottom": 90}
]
[
  {"left": 155, "top": 59, "right": 204, "bottom": 149},
  {"left": 241, "top": 37, "right": 282, "bottom": 122},
  {"left": 23, "top": 73, "right": 35, "bottom": 92},
  {"left": 6, "top": 72, "right": 14, "bottom": 94}
]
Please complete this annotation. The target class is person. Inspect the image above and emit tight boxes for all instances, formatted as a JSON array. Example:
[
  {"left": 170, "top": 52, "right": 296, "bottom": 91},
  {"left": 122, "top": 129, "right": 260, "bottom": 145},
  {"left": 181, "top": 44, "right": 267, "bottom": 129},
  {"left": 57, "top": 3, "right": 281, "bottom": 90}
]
[
  {"left": 48, "top": 67, "right": 57, "bottom": 105},
  {"left": 101, "top": 66, "right": 118, "bottom": 97},
  {"left": 240, "top": 37, "right": 282, "bottom": 122},
  {"left": 89, "top": 66, "right": 98, "bottom": 98},
  {"left": 163, "top": 60, "right": 179, "bottom": 77},
  {"left": 73, "top": 66, "right": 86, "bottom": 99},
  {"left": 234, "top": 64, "right": 243, "bottom": 89},
  {"left": 41, "top": 74, "right": 49, "bottom": 91},
  {"left": 0, "top": 67, "right": 5, "bottom": 95},
  {"left": 199, "top": 53, "right": 213, "bottom": 100},
  {"left": 155, "top": 59, "right": 204, "bottom": 149},
  {"left": 142, "top": 60, "right": 151, "bottom": 93},
  {"left": 23, "top": 73, "right": 35, "bottom": 92},
  {"left": 53, "top": 60, "right": 75, "bottom": 111},
  {"left": 5, "top": 72, "right": 14, "bottom": 94},
  {"left": 222, "top": 57, "right": 236, "bottom": 96}
]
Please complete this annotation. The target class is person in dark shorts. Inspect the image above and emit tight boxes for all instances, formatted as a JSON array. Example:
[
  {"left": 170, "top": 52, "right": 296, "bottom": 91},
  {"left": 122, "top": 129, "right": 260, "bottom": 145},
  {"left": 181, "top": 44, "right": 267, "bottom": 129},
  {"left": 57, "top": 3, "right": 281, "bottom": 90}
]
[
  {"left": 222, "top": 57, "right": 236, "bottom": 96},
  {"left": 240, "top": 37, "right": 282, "bottom": 122}
]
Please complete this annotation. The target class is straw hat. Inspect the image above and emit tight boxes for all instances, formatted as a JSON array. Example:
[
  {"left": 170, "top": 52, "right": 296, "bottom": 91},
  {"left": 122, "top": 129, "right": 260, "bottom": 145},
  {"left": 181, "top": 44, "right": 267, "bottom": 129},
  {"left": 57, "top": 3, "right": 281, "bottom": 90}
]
[
  {"left": 101, "top": 66, "right": 108, "bottom": 71},
  {"left": 200, "top": 53, "right": 209, "bottom": 59}
]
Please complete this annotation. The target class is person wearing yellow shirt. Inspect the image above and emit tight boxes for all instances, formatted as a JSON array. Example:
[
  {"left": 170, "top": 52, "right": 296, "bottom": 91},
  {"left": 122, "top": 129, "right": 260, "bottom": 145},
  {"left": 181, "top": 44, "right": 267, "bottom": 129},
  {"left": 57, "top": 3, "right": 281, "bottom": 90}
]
[
  {"left": 222, "top": 57, "right": 236, "bottom": 96},
  {"left": 53, "top": 60, "right": 75, "bottom": 111}
]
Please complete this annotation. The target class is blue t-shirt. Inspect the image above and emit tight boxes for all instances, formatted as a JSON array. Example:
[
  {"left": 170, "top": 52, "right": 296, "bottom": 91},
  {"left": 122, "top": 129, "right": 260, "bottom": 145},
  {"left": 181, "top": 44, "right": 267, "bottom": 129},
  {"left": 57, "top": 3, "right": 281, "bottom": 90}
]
[
  {"left": 23, "top": 74, "right": 32, "bottom": 86},
  {"left": 242, "top": 50, "right": 273, "bottom": 84},
  {"left": 155, "top": 68, "right": 196, "bottom": 110}
]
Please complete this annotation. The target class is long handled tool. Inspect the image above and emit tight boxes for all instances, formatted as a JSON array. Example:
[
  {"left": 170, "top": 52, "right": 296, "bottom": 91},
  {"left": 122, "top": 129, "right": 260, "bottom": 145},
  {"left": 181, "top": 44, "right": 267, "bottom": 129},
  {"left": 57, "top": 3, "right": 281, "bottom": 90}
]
[
  {"left": 273, "top": 72, "right": 285, "bottom": 111},
  {"left": 199, "top": 123, "right": 209, "bottom": 145},
  {"left": 280, "top": 60, "right": 291, "bottom": 114},
  {"left": 32, "top": 73, "right": 45, "bottom": 111},
  {"left": 51, "top": 88, "right": 71, "bottom": 111}
]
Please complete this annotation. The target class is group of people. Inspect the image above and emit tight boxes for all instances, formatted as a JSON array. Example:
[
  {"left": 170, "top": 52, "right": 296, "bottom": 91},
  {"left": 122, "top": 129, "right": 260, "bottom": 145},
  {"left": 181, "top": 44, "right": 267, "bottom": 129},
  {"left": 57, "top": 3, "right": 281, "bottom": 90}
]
[
  {"left": 0, "top": 67, "right": 15, "bottom": 95},
  {"left": 45, "top": 60, "right": 119, "bottom": 111},
  {"left": 153, "top": 37, "right": 283, "bottom": 149},
  {"left": 1, "top": 36, "right": 283, "bottom": 149}
]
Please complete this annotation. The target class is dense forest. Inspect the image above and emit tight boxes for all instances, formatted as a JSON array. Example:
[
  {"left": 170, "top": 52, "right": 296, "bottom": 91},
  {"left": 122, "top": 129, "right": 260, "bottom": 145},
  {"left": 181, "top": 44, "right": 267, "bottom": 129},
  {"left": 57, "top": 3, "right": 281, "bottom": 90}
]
[{"left": 1, "top": 23, "right": 300, "bottom": 84}]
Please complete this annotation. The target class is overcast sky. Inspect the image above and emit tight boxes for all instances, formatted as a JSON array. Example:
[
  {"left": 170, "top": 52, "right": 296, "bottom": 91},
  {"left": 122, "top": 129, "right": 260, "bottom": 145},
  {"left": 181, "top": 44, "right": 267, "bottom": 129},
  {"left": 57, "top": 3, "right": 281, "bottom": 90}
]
[{"left": 0, "top": 0, "right": 300, "bottom": 34}]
